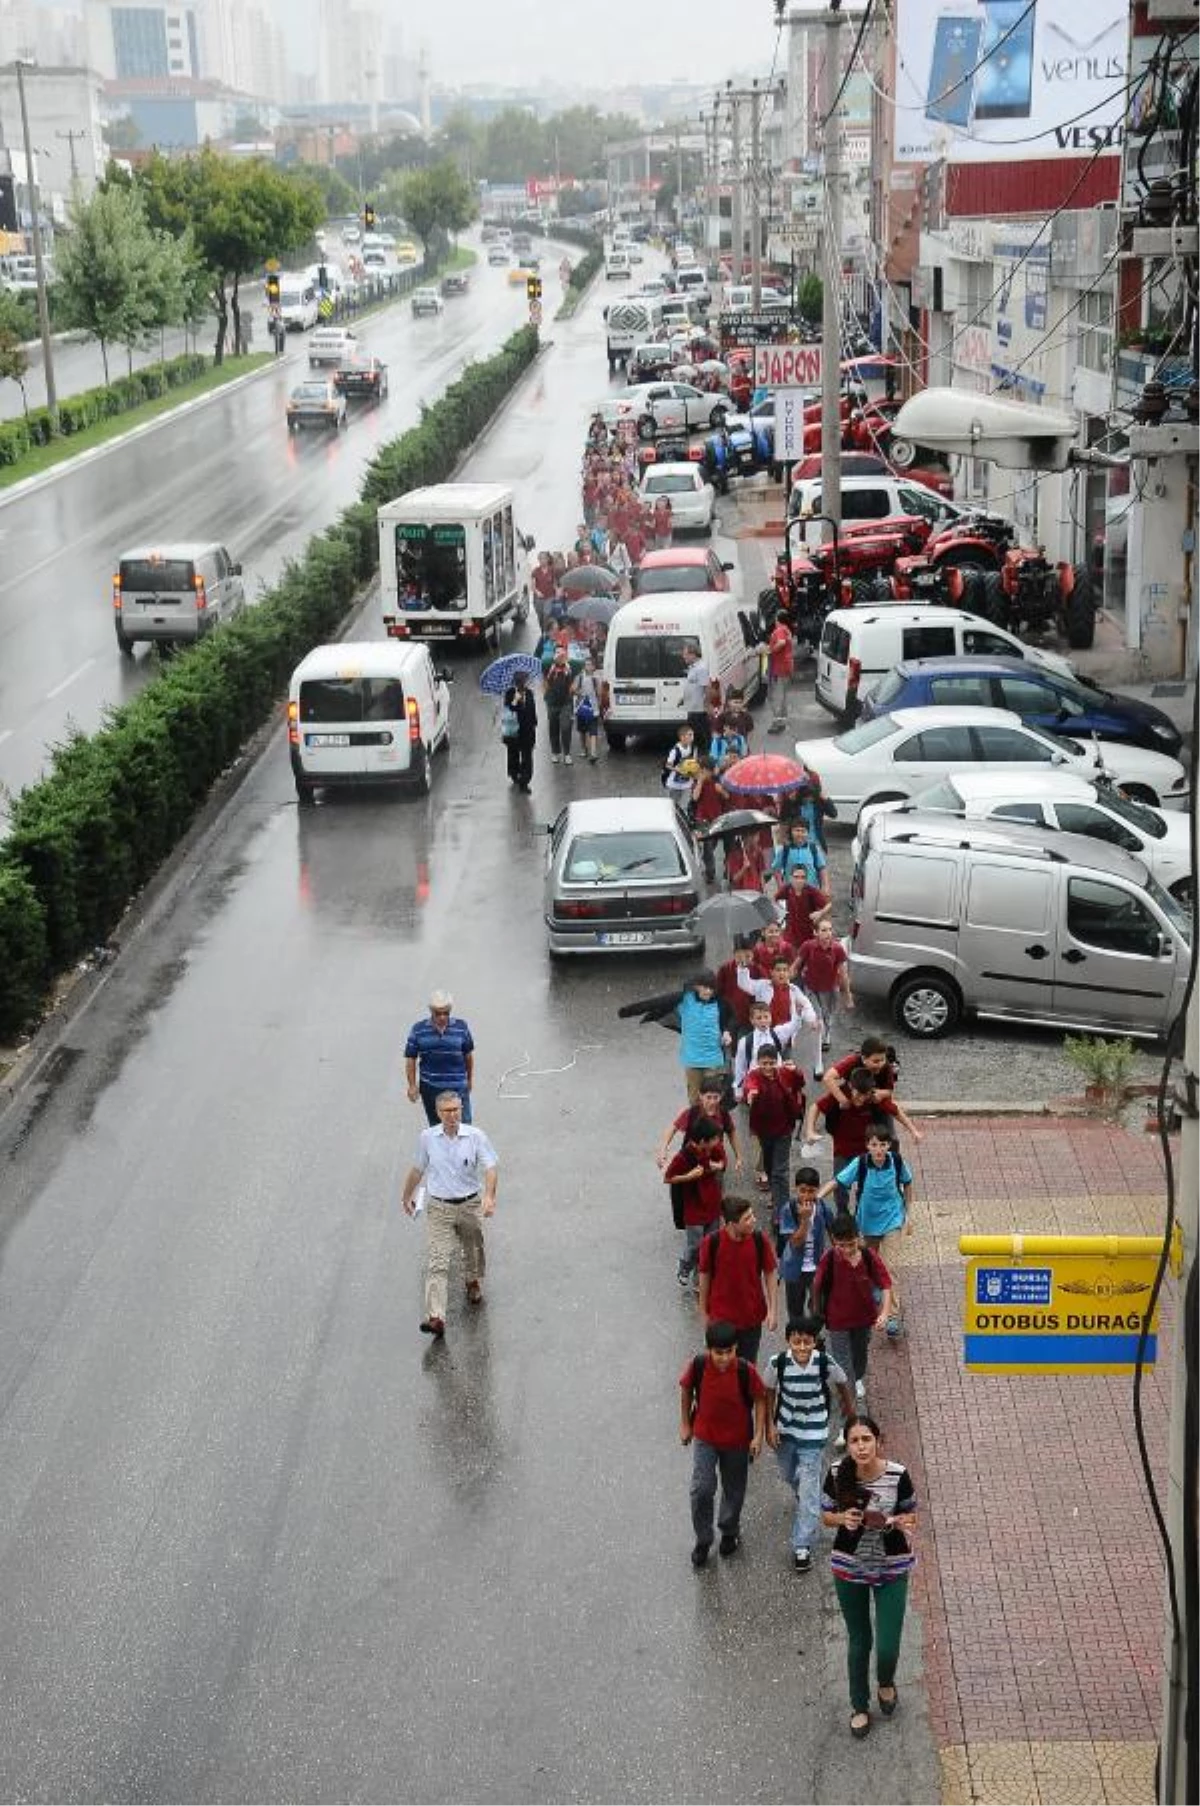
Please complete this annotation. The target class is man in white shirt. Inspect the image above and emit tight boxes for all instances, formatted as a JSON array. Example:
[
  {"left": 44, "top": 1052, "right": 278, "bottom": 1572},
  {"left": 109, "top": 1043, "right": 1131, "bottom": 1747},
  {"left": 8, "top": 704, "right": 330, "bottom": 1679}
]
[
  {"left": 680, "top": 642, "right": 712, "bottom": 752},
  {"left": 402, "top": 1093, "right": 499, "bottom": 1338}
]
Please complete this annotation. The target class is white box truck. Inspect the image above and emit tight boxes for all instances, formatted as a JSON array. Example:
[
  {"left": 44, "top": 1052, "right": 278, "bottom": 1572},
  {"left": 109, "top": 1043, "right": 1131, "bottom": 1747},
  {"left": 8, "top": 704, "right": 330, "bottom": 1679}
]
[{"left": 379, "top": 482, "right": 533, "bottom": 643}]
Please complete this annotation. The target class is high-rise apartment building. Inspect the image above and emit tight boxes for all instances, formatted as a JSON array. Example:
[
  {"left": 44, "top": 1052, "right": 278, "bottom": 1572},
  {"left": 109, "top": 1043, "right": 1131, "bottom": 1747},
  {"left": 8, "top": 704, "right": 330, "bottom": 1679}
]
[{"left": 84, "top": 0, "right": 202, "bottom": 81}]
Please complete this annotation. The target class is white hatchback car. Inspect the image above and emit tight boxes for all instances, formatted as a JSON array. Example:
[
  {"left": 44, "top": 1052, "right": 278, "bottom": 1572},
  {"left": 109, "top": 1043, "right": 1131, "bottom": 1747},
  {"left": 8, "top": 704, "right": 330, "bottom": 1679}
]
[
  {"left": 855, "top": 768, "right": 1194, "bottom": 904},
  {"left": 795, "top": 706, "right": 1190, "bottom": 821},
  {"left": 411, "top": 286, "right": 444, "bottom": 315},
  {"left": 597, "top": 382, "right": 731, "bottom": 438},
  {"left": 638, "top": 464, "right": 717, "bottom": 535}
]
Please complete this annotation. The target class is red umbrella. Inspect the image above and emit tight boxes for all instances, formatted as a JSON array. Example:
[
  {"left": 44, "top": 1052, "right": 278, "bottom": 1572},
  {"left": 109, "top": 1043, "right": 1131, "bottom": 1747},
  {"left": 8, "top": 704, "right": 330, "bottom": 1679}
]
[{"left": 722, "top": 752, "right": 811, "bottom": 798}]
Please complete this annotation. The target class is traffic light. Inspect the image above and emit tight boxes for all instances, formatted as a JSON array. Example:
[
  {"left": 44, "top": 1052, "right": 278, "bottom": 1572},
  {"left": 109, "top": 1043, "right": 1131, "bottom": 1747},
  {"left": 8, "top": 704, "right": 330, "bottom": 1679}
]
[
  {"left": 526, "top": 274, "right": 543, "bottom": 303},
  {"left": 265, "top": 272, "right": 281, "bottom": 306},
  {"left": 364, "top": 201, "right": 376, "bottom": 231}
]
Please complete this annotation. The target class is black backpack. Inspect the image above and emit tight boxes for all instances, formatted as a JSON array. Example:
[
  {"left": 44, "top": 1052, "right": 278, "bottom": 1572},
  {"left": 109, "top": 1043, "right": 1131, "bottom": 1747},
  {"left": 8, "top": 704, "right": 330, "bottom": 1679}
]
[
  {"left": 813, "top": 1244, "right": 888, "bottom": 1325},
  {"left": 687, "top": 1353, "right": 755, "bottom": 1433},
  {"left": 736, "top": 1025, "right": 784, "bottom": 1078},
  {"left": 770, "top": 1346, "right": 831, "bottom": 1422},
  {"left": 847, "top": 1147, "right": 906, "bottom": 1199},
  {"left": 704, "top": 1226, "right": 768, "bottom": 1282}
]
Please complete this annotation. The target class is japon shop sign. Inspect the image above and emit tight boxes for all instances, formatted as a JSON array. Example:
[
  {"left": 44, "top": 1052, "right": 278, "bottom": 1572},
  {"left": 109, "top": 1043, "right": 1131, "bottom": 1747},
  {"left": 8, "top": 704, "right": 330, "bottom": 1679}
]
[{"left": 754, "top": 343, "right": 823, "bottom": 389}]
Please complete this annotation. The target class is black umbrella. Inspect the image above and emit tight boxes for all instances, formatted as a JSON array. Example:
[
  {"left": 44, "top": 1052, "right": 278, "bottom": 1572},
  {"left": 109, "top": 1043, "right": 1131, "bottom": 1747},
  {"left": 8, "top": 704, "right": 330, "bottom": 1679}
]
[
  {"left": 697, "top": 808, "right": 777, "bottom": 846},
  {"left": 566, "top": 594, "right": 624, "bottom": 626},
  {"left": 560, "top": 564, "right": 620, "bottom": 597},
  {"left": 696, "top": 890, "right": 779, "bottom": 937}
]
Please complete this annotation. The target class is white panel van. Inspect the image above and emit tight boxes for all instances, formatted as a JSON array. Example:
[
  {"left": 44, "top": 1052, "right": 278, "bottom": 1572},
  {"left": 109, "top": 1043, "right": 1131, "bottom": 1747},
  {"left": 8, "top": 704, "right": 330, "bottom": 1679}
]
[
  {"left": 815, "top": 604, "right": 1076, "bottom": 716},
  {"left": 600, "top": 592, "right": 765, "bottom": 749},
  {"left": 287, "top": 642, "right": 451, "bottom": 801}
]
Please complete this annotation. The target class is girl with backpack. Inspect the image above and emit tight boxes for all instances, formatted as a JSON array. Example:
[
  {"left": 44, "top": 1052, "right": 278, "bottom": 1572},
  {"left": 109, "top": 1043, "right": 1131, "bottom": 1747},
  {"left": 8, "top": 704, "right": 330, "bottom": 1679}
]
[{"left": 821, "top": 1415, "right": 917, "bottom": 1739}]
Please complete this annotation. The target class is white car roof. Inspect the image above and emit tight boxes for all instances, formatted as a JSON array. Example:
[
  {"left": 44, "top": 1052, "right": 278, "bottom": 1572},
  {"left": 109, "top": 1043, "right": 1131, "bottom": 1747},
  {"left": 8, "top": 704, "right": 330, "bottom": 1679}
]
[
  {"left": 561, "top": 796, "right": 688, "bottom": 832},
  {"left": 641, "top": 463, "right": 702, "bottom": 480},
  {"left": 929, "top": 769, "right": 1098, "bottom": 802},
  {"left": 872, "top": 705, "right": 1028, "bottom": 729}
]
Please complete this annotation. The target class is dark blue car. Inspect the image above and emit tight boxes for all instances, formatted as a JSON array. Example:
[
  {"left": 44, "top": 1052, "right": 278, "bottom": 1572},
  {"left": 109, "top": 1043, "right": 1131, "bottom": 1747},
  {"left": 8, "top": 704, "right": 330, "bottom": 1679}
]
[{"left": 860, "top": 655, "right": 1183, "bottom": 757}]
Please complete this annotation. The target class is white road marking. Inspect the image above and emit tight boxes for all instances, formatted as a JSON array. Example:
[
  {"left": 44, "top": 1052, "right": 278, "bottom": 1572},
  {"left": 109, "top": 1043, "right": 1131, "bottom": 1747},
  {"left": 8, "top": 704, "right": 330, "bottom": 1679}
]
[
  {"left": 0, "top": 727, "right": 12, "bottom": 746},
  {"left": 45, "top": 658, "right": 95, "bottom": 700}
]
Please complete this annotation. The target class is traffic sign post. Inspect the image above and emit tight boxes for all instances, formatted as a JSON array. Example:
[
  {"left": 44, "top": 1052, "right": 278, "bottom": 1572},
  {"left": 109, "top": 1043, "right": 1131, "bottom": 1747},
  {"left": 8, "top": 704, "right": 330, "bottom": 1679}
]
[
  {"left": 960, "top": 1234, "right": 1162, "bottom": 1374},
  {"left": 528, "top": 300, "right": 543, "bottom": 326}
]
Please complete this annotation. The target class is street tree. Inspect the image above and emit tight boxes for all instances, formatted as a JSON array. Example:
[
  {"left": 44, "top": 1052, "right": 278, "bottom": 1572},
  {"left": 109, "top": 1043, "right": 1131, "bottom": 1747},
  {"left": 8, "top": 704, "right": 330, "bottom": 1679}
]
[
  {"left": 796, "top": 272, "right": 822, "bottom": 323},
  {"left": 394, "top": 162, "right": 476, "bottom": 260},
  {"left": 54, "top": 182, "right": 165, "bottom": 383},
  {"left": 0, "top": 327, "right": 28, "bottom": 414},
  {"left": 133, "top": 149, "right": 322, "bottom": 362}
]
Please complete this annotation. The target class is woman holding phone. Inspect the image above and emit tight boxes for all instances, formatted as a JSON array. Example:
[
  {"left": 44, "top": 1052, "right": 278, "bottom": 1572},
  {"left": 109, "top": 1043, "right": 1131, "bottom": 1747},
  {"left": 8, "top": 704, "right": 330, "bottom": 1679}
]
[{"left": 821, "top": 1415, "right": 917, "bottom": 1738}]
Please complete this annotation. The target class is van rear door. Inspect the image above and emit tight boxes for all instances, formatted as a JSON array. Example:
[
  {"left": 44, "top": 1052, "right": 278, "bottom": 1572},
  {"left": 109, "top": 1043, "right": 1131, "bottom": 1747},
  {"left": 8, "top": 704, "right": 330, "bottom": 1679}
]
[
  {"left": 611, "top": 630, "right": 692, "bottom": 724},
  {"left": 297, "top": 673, "right": 408, "bottom": 777}
]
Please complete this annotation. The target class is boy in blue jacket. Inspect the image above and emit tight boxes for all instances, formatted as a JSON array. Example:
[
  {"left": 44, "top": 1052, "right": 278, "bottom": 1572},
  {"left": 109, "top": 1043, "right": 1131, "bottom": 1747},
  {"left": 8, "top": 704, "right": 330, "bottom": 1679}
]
[{"left": 778, "top": 1165, "right": 838, "bottom": 1320}]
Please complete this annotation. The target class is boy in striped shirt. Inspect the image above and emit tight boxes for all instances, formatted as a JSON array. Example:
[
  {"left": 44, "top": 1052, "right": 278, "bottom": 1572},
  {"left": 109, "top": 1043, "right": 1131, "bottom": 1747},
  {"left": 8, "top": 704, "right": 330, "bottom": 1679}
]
[{"left": 764, "top": 1316, "right": 855, "bottom": 1572}]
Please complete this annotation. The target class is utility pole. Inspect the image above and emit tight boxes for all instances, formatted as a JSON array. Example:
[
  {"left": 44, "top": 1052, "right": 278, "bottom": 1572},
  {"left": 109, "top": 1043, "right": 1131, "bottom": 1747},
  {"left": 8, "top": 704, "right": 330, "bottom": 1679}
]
[
  {"left": 14, "top": 60, "right": 55, "bottom": 433},
  {"left": 727, "top": 84, "right": 743, "bottom": 286},
  {"left": 675, "top": 123, "right": 683, "bottom": 240},
  {"left": 55, "top": 125, "right": 85, "bottom": 184},
  {"left": 749, "top": 78, "right": 765, "bottom": 311},
  {"left": 819, "top": 3, "right": 845, "bottom": 537}
]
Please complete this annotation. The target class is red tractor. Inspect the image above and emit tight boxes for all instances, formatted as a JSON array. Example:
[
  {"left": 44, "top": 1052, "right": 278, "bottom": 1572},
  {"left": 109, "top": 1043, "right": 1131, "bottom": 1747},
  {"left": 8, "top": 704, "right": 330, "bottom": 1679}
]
[{"left": 890, "top": 513, "right": 1098, "bottom": 649}]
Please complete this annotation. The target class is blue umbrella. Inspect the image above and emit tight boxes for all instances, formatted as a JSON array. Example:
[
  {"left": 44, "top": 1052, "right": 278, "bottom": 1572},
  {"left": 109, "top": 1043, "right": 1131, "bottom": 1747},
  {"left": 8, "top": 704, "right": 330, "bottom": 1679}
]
[{"left": 479, "top": 653, "right": 541, "bottom": 695}]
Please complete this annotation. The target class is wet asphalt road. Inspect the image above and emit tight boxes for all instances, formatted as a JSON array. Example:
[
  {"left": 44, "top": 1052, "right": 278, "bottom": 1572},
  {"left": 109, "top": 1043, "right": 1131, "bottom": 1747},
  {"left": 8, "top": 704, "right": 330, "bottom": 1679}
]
[
  {"left": 0, "top": 257, "right": 944, "bottom": 1803},
  {"left": 0, "top": 246, "right": 541, "bottom": 802}
]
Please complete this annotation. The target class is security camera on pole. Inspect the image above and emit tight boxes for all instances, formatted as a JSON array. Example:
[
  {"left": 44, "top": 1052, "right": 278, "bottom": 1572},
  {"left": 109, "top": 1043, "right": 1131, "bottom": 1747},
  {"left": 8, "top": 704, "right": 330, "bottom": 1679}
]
[{"left": 819, "top": 3, "right": 845, "bottom": 544}]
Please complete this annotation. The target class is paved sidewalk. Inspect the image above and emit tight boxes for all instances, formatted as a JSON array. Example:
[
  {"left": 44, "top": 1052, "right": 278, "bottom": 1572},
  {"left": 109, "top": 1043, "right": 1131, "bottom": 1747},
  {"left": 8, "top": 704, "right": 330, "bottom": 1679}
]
[{"left": 865, "top": 1115, "right": 1169, "bottom": 1805}]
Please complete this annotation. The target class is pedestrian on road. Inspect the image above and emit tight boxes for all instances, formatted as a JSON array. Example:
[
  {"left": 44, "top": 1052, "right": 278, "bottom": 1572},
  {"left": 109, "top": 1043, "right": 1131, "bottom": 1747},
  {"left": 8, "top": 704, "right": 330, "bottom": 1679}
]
[
  {"left": 803, "top": 1063, "right": 922, "bottom": 1160},
  {"left": 737, "top": 956, "right": 823, "bottom": 1080},
  {"left": 544, "top": 645, "right": 579, "bottom": 765},
  {"left": 697, "top": 1194, "right": 778, "bottom": 1363},
  {"left": 404, "top": 990, "right": 475, "bottom": 1124},
  {"left": 655, "top": 1079, "right": 744, "bottom": 1174},
  {"left": 502, "top": 670, "right": 537, "bottom": 792},
  {"left": 810, "top": 1214, "right": 892, "bottom": 1422},
  {"left": 731, "top": 1000, "right": 797, "bottom": 1101},
  {"left": 691, "top": 758, "right": 728, "bottom": 880},
  {"left": 401, "top": 1093, "right": 499, "bottom": 1339},
  {"left": 766, "top": 616, "right": 795, "bottom": 728},
  {"left": 769, "top": 819, "right": 828, "bottom": 898},
  {"left": 796, "top": 919, "right": 853, "bottom": 1052},
  {"left": 821, "top": 1415, "right": 917, "bottom": 1738},
  {"left": 681, "top": 642, "right": 712, "bottom": 752},
  {"left": 741, "top": 1042, "right": 805, "bottom": 1230},
  {"left": 575, "top": 657, "right": 603, "bottom": 763},
  {"left": 679, "top": 1319, "right": 767, "bottom": 1568},
  {"left": 725, "top": 829, "right": 770, "bottom": 893},
  {"left": 778, "top": 1165, "right": 837, "bottom": 1321},
  {"left": 664, "top": 1117, "right": 726, "bottom": 1289},
  {"left": 765, "top": 1314, "right": 855, "bottom": 1571},
  {"left": 783, "top": 867, "right": 833, "bottom": 949},
  {"left": 653, "top": 494, "right": 673, "bottom": 549},
  {"left": 748, "top": 918, "right": 800, "bottom": 981},
  {"left": 662, "top": 723, "right": 700, "bottom": 802},
  {"left": 823, "top": 1131, "right": 913, "bottom": 1337},
  {"left": 821, "top": 1037, "right": 899, "bottom": 1109},
  {"left": 621, "top": 975, "right": 732, "bottom": 1103}
]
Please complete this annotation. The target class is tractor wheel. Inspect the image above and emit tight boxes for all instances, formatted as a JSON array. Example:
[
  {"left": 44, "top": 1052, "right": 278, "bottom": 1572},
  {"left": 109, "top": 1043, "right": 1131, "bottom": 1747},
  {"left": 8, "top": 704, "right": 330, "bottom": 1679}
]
[
  {"left": 868, "top": 574, "right": 895, "bottom": 601},
  {"left": 1063, "top": 565, "right": 1097, "bottom": 650},
  {"left": 850, "top": 578, "right": 877, "bottom": 606},
  {"left": 978, "top": 569, "right": 1005, "bottom": 625}
]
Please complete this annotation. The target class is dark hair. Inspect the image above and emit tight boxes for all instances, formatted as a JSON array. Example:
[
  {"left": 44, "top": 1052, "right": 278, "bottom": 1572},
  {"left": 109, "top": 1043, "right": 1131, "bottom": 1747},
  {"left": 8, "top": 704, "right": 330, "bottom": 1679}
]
[
  {"left": 692, "top": 971, "right": 718, "bottom": 992},
  {"left": 833, "top": 1414, "right": 885, "bottom": 1506},
  {"left": 696, "top": 1072, "right": 725, "bottom": 1096},
  {"left": 829, "top": 1211, "right": 860, "bottom": 1243},
  {"left": 722, "top": 1194, "right": 756, "bottom": 1225},
  {"left": 794, "top": 1166, "right": 821, "bottom": 1188},
  {"left": 865, "top": 1128, "right": 895, "bottom": 1148},
  {"left": 705, "top": 1319, "right": 738, "bottom": 1350},
  {"left": 860, "top": 1036, "right": 889, "bottom": 1059},
  {"left": 756, "top": 1043, "right": 780, "bottom": 1061},
  {"left": 786, "top": 1314, "right": 823, "bottom": 1342},
  {"left": 770, "top": 955, "right": 792, "bottom": 971},
  {"left": 848, "top": 1065, "right": 877, "bottom": 1096},
  {"left": 690, "top": 1117, "right": 722, "bottom": 1143}
]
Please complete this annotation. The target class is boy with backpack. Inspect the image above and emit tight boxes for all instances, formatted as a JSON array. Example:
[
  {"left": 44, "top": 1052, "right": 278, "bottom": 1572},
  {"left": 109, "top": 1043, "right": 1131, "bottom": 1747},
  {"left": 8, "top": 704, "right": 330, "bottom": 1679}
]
[
  {"left": 663, "top": 723, "right": 699, "bottom": 801},
  {"left": 742, "top": 1043, "right": 805, "bottom": 1232},
  {"left": 697, "top": 1194, "right": 778, "bottom": 1362},
  {"left": 802, "top": 1063, "right": 921, "bottom": 1162},
  {"left": 679, "top": 1319, "right": 767, "bottom": 1568},
  {"left": 731, "top": 1001, "right": 796, "bottom": 1101},
  {"left": 795, "top": 918, "right": 853, "bottom": 1053},
  {"left": 810, "top": 1213, "right": 893, "bottom": 1435},
  {"left": 778, "top": 1165, "right": 837, "bottom": 1321},
  {"left": 820, "top": 1130, "right": 913, "bottom": 1338},
  {"left": 664, "top": 1118, "right": 727, "bottom": 1291},
  {"left": 764, "top": 1315, "right": 856, "bottom": 1571}
]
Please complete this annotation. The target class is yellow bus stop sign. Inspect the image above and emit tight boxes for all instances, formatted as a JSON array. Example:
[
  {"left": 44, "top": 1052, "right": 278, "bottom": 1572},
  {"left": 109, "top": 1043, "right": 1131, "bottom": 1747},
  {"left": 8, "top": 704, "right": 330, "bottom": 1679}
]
[{"left": 961, "top": 1235, "right": 1162, "bottom": 1374}]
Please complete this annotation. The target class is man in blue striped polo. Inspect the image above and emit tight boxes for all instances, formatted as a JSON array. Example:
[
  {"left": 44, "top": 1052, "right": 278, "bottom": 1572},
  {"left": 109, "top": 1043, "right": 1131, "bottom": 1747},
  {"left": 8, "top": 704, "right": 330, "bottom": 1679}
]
[{"left": 404, "top": 989, "right": 475, "bottom": 1125}]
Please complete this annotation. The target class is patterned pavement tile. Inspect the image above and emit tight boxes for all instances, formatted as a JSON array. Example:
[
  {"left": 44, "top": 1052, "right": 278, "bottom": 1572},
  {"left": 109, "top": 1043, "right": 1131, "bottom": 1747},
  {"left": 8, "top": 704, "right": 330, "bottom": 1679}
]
[{"left": 1093, "top": 1740, "right": 1157, "bottom": 1804}]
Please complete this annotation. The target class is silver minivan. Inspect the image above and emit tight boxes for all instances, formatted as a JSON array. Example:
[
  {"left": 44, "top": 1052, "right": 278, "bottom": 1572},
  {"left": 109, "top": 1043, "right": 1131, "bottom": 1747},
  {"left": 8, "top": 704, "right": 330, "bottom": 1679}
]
[
  {"left": 113, "top": 541, "right": 245, "bottom": 655},
  {"left": 850, "top": 811, "right": 1191, "bottom": 1040}
]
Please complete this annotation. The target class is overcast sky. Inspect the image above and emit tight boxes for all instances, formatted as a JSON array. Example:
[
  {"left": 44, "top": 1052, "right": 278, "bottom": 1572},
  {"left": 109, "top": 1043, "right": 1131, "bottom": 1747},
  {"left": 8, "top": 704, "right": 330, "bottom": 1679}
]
[{"left": 295, "top": 0, "right": 777, "bottom": 89}]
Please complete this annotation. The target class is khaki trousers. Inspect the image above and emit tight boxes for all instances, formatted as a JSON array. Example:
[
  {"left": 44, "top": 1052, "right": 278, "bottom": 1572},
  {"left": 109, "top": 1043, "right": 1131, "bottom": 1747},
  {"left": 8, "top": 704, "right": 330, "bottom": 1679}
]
[{"left": 424, "top": 1196, "right": 486, "bottom": 1322}]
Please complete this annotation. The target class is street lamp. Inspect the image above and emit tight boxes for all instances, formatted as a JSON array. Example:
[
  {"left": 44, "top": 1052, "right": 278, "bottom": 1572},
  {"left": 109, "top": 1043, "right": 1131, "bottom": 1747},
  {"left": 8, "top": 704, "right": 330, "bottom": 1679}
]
[{"left": 13, "top": 58, "right": 56, "bottom": 432}]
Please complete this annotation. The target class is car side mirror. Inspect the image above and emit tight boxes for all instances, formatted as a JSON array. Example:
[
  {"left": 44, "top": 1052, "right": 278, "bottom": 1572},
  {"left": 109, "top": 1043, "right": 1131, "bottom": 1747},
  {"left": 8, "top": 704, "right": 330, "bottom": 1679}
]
[
  {"left": 436, "top": 667, "right": 453, "bottom": 684},
  {"left": 232, "top": 562, "right": 243, "bottom": 576},
  {"left": 1051, "top": 751, "right": 1068, "bottom": 765}
]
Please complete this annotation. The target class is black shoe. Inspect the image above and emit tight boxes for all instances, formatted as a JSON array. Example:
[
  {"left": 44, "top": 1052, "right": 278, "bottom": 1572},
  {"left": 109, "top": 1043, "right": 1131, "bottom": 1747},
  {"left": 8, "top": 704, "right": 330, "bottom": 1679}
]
[
  {"left": 419, "top": 1317, "right": 445, "bottom": 1338},
  {"left": 718, "top": 1531, "right": 740, "bottom": 1558},
  {"left": 690, "top": 1542, "right": 710, "bottom": 1569},
  {"left": 878, "top": 1687, "right": 898, "bottom": 1718}
]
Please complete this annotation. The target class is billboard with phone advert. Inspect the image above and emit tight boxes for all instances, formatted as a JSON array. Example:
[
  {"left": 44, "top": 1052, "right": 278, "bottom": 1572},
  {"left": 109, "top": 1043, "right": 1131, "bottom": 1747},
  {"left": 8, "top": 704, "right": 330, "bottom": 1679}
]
[{"left": 893, "top": 0, "right": 1127, "bottom": 162}]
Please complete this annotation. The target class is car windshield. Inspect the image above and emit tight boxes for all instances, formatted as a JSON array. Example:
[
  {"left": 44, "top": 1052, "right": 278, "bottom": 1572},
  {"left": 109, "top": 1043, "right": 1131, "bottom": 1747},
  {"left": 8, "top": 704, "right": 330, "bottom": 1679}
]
[
  {"left": 1105, "top": 787, "right": 1168, "bottom": 837},
  {"left": 832, "top": 715, "right": 901, "bottom": 754},
  {"left": 294, "top": 383, "right": 329, "bottom": 399},
  {"left": 564, "top": 831, "right": 685, "bottom": 883},
  {"left": 872, "top": 670, "right": 906, "bottom": 708},
  {"left": 120, "top": 557, "right": 194, "bottom": 590},
  {"left": 645, "top": 474, "right": 697, "bottom": 495},
  {"left": 635, "top": 566, "right": 709, "bottom": 594},
  {"left": 911, "top": 778, "right": 966, "bottom": 812}
]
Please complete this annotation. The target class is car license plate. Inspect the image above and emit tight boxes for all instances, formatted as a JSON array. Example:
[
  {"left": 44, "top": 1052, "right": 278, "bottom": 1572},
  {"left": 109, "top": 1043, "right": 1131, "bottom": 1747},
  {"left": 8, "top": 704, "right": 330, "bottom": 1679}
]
[
  {"left": 309, "top": 733, "right": 351, "bottom": 747},
  {"left": 599, "top": 931, "right": 651, "bottom": 946}
]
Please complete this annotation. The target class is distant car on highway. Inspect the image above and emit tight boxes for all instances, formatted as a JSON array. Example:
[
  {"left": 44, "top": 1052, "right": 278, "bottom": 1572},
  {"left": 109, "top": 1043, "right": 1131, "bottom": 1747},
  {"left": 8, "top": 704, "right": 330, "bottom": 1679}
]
[
  {"left": 543, "top": 796, "right": 705, "bottom": 959},
  {"left": 286, "top": 378, "right": 347, "bottom": 432},
  {"left": 441, "top": 270, "right": 470, "bottom": 296},
  {"left": 112, "top": 541, "right": 245, "bottom": 656},
  {"left": 333, "top": 355, "right": 389, "bottom": 402},
  {"left": 411, "top": 286, "right": 444, "bottom": 316},
  {"left": 308, "top": 326, "right": 356, "bottom": 367}
]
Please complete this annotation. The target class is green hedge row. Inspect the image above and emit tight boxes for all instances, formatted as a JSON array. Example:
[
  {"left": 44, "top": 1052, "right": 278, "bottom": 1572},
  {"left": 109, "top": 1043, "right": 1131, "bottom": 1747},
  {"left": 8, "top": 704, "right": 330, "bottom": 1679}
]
[
  {"left": 0, "top": 323, "right": 540, "bottom": 1038},
  {"left": 0, "top": 353, "right": 209, "bottom": 467},
  {"left": 553, "top": 230, "right": 602, "bottom": 319}
]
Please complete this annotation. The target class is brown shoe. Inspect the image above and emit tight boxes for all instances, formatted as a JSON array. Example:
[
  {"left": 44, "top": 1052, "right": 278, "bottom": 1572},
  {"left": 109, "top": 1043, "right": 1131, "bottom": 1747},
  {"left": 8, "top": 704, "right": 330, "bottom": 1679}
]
[
  {"left": 419, "top": 1317, "right": 445, "bottom": 1337},
  {"left": 465, "top": 1280, "right": 484, "bottom": 1305}
]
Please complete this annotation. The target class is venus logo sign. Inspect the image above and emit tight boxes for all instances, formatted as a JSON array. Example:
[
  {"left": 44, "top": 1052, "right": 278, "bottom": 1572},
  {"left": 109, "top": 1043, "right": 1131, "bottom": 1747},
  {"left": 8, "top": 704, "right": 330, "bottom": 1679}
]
[{"left": 753, "top": 343, "right": 823, "bottom": 389}]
